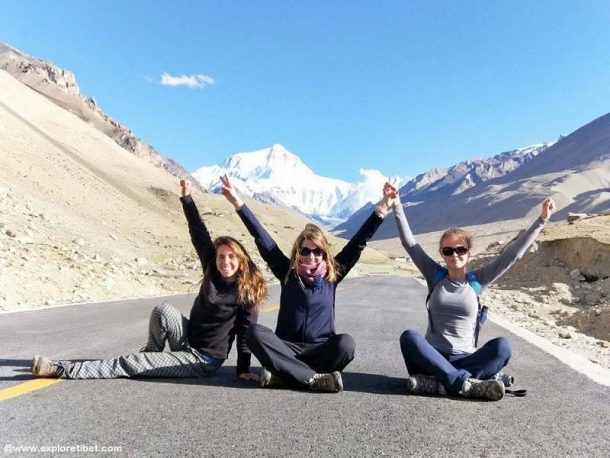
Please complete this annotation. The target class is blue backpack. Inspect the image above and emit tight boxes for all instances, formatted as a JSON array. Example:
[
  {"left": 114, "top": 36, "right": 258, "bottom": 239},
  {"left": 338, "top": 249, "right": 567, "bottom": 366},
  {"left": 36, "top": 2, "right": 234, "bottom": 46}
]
[{"left": 425, "top": 267, "right": 489, "bottom": 347}]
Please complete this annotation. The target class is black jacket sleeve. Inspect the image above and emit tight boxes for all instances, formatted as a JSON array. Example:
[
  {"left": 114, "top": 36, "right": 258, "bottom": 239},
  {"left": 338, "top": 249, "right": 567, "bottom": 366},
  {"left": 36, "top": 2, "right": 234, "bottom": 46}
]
[
  {"left": 181, "top": 194, "right": 215, "bottom": 271},
  {"left": 334, "top": 211, "right": 384, "bottom": 283},
  {"left": 236, "top": 204, "right": 291, "bottom": 280},
  {"left": 234, "top": 305, "right": 259, "bottom": 375}
]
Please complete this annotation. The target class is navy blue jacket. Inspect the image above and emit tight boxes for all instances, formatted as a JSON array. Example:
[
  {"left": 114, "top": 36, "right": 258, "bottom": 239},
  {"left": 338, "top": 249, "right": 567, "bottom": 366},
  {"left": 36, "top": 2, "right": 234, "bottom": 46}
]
[{"left": 237, "top": 204, "right": 383, "bottom": 344}]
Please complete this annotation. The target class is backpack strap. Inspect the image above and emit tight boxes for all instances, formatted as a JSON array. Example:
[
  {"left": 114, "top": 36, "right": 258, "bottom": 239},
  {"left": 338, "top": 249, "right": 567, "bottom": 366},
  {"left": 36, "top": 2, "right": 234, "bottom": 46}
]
[
  {"left": 426, "top": 268, "right": 489, "bottom": 347},
  {"left": 425, "top": 267, "right": 448, "bottom": 304},
  {"left": 465, "top": 271, "right": 481, "bottom": 295},
  {"left": 466, "top": 270, "right": 488, "bottom": 346},
  {"left": 425, "top": 268, "right": 448, "bottom": 334}
]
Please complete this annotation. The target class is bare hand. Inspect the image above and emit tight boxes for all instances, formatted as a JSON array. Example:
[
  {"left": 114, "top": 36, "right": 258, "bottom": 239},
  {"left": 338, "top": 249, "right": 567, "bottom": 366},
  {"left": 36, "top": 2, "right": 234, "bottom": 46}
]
[
  {"left": 219, "top": 175, "right": 244, "bottom": 210},
  {"left": 238, "top": 372, "right": 260, "bottom": 382},
  {"left": 540, "top": 197, "right": 556, "bottom": 222},
  {"left": 380, "top": 177, "right": 400, "bottom": 210},
  {"left": 180, "top": 179, "right": 191, "bottom": 197}
]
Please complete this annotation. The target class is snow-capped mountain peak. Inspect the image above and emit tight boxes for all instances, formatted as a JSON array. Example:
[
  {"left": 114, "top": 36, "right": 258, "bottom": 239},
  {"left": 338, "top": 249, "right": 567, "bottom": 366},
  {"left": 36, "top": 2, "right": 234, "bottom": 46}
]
[
  {"left": 222, "top": 144, "right": 313, "bottom": 182},
  {"left": 192, "top": 145, "right": 390, "bottom": 225}
]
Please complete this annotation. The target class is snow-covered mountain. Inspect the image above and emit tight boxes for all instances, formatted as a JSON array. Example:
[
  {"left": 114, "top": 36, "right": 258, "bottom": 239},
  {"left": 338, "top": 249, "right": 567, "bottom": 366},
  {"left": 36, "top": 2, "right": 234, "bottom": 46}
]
[{"left": 192, "top": 144, "right": 393, "bottom": 224}]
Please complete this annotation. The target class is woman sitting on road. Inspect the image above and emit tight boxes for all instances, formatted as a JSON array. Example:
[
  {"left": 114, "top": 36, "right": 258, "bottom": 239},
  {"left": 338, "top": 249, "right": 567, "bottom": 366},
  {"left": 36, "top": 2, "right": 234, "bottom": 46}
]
[
  {"left": 389, "top": 180, "right": 555, "bottom": 401},
  {"left": 220, "top": 175, "right": 395, "bottom": 393},
  {"left": 32, "top": 179, "right": 267, "bottom": 381}
]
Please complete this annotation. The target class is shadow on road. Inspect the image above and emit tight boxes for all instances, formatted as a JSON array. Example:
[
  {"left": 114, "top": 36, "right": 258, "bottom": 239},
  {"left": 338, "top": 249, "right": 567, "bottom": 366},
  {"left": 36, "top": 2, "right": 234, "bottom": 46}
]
[
  {"left": 0, "top": 359, "right": 34, "bottom": 380},
  {"left": 342, "top": 372, "right": 407, "bottom": 395}
]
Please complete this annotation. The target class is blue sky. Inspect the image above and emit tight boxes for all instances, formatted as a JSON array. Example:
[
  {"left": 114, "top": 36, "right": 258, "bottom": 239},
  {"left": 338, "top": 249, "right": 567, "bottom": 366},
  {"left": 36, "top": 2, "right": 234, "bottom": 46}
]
[{"left": 2, "top": 1, "right": 610, "bottom": 182}]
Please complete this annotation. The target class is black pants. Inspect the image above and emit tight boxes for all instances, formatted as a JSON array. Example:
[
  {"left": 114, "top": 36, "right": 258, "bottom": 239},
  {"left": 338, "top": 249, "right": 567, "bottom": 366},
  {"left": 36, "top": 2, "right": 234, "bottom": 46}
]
[{"left": 246, "top": 324, "right": 355, "bottom": 385}]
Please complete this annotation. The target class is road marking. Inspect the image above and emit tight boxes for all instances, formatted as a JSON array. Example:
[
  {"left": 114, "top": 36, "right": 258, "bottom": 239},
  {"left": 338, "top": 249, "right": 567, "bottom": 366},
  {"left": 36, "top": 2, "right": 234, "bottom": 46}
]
[
  {"left": 1, "top": 302, "right": 279, "bottom": 402},
  {"left": 262, "top": 304, "right": 279, "bottom": 313},
  {"left": 0, "top": 379, "right": 64, "bottom": 402}
]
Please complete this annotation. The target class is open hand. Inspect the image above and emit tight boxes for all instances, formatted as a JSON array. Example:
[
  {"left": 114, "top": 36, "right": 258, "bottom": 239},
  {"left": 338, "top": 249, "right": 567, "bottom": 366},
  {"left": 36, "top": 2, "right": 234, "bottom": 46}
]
[
  {"left": 540, "top": 197, "right": 556, "bottom": 222},
  {"left": 219, "top": 175, "right": 244, "bottom": 209},
  {"left": 238, "top": 372, "right": 260, "bottom": 382},
  {"left": 180, "top": 179, "right": 191, "bottom": 197}
]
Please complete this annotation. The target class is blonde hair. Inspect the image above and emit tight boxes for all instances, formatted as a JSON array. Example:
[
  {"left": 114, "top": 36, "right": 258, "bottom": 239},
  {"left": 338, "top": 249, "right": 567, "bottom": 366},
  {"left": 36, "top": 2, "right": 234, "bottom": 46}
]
[
  {"left": 439, "top": 228, "right": 473, "bottom": 251},
  {"left": 208, "top": 236, "right": 267, "bottom": 308},
  {"left": 286, "top": 224, "right": 339, "bottom": 283}
]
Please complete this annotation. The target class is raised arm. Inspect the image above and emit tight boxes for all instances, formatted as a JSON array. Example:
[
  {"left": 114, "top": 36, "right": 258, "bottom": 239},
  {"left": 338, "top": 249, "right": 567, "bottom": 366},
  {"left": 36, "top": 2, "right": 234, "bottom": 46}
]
[
  {"left": 393, "top": 201, "right": 442, "bottom": 284},
  {"left": 179, "top": 179, "right": 215, "bottom": 270},
  {"left": 333, "top": 181, "right": 394, "bottom": 282},
  {"left": 475, "top": 197, "right": 555, "bottom": 290},
  {"left": 220, "top": 175, "right": 290, "bottom": 280}
]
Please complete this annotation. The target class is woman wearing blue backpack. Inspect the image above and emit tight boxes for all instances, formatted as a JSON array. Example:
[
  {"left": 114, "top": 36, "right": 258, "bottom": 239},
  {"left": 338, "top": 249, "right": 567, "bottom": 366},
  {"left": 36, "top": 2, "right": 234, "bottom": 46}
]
[{"left": 388, "top": 181, "right": 555, "bottom": 401}]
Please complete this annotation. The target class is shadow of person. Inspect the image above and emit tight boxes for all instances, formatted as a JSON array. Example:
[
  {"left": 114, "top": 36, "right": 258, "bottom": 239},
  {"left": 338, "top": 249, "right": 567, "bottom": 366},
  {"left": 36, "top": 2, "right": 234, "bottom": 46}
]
[
  {"left": 341, "top": 372, "right": 406, "bottom": 395},
  {"left": 0, "top": 358, "right": 36, "bottom": 380},
  {"left": 131, "top": 366, "right": 258, "bottom": 389}
]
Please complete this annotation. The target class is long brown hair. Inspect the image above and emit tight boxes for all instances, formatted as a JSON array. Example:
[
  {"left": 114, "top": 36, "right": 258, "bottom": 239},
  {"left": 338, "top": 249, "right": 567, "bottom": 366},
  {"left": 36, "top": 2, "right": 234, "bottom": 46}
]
[
  {"left": 207, "top": 236, "right": 267, "bottom": 308},
  {"left": 286, "top": 224, "right": 339, "bottom": 283}
]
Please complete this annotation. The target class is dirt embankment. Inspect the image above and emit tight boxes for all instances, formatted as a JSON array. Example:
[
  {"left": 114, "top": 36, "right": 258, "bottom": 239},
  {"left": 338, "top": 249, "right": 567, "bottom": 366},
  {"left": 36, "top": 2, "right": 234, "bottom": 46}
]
[{"left": 476, "top": 214, "right": 610, "bottom": 369}]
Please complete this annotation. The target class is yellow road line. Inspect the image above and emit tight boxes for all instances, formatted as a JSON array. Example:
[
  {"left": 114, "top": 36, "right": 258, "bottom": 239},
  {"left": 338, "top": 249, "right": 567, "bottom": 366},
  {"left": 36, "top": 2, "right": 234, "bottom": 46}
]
[
  {"left": 0, "top": 378, "right": 64, "bottom": 402},
  {"left": 261, "top": 304, "right": 279, "bottom": 313},
  {"left": 1, "top": 305, "right": 280, "bottom": 402}
]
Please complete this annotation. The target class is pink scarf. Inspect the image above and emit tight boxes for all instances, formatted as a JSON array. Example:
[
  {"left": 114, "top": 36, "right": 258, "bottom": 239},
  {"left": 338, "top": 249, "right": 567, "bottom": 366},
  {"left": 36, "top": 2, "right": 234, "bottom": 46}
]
[{"left": 298, "top": 260, "right": 327, "bottom": 286}]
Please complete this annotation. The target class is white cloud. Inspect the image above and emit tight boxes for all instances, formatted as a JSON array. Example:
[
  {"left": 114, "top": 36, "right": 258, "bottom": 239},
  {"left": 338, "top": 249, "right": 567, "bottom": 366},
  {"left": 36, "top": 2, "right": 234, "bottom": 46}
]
[
  {"left": 355, "top": 168, "right": 388, "bottom": 201},
  {"left": 345, "top": 168, "right": 407, "bottom": 210},
  {"left": 160, "top": 72, "right": 215, "bottom": 89}
]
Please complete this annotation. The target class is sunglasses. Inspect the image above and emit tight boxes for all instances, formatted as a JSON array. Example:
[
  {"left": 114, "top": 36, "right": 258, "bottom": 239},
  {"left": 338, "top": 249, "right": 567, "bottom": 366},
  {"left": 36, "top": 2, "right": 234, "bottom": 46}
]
[
  {"left": 298, "top": 247, "right": 324, "bottom": 257},
  {"left": 441, "top": 246, "right": 469, "bottom": 257}
]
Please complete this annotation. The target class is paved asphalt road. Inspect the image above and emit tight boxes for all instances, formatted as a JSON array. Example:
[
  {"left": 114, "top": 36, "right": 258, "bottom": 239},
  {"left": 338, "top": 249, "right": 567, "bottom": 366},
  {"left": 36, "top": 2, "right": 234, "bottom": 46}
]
[{"left": 1, "top": 276, "right": 609, "bottom": 457}]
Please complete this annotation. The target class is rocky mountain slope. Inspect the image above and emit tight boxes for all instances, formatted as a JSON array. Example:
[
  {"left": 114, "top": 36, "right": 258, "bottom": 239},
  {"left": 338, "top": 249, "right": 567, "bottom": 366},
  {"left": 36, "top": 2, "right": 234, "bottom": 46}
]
[
  {"left": 0, "top": 41, "right": 203, "bottom": 192},
  {"left": 398, "top": 143, "right": 549, "bottom": 199},
  {"left": 0, "top": 69, "right": 389, "bottom": 311},
  {"left": 336, "top": 114, "right": 610, "bottom": 239}
]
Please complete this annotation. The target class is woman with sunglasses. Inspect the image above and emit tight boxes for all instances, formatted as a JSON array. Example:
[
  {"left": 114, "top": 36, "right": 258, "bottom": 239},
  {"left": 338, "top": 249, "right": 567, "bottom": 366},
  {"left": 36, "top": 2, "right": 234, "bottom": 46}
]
[
  {"left": 220, "top": 175, "right": 395, "bottom": 392},
  {"left": 390, "top": 181, "right": 555, "bottom": 401},
  {"left": 31, "top": 179, "right": 267, "bottom": 381}
]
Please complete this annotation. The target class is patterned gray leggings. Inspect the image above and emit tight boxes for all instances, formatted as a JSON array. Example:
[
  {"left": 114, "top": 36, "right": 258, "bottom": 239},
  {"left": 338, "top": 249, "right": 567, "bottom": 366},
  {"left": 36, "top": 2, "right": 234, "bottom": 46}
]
[{"left": 60, "top": 303, "right": 223, "bottom": 379}]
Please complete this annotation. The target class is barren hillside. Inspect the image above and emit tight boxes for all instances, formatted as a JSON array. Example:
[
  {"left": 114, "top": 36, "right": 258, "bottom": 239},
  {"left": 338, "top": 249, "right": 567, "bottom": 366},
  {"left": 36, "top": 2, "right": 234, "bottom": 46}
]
[{"left": 0, "top": 70, "right": 390, "bottom": 311}]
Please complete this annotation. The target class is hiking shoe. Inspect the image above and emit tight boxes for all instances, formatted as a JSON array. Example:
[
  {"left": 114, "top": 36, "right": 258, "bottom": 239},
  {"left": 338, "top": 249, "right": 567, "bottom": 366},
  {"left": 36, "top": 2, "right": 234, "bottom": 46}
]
[
  {"left": 259, "top": 367, "right": 284, "bottom": 388},
  {"left": 308, "top": 371, "right": 343, "bottom": 393},
  {"left": 461, "top": 378, "right": 505, "bottom": 401},
  {"left": 31, "top": 355, "right": 63, "bottom": 378},
  {"left": 406, "top": 374, "right": 446, "bottom": 396},
  {"left": 492, "top": 371, "right": 514, "bottom": 387}
]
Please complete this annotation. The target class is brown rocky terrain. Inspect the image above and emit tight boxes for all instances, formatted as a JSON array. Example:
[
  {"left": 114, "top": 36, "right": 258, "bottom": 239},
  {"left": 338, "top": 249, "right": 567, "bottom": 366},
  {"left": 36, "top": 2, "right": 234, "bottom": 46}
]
[{"left": 0, "top": 42, "right": 203, "bottom": 191}]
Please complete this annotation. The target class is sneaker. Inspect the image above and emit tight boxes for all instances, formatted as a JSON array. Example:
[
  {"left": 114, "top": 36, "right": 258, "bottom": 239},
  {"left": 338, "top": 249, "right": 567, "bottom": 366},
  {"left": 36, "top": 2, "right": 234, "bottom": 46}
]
[
  {"left": 492, "top": 371, "right": 514, "bottom": 387},
  {"left": 406, "top": 374, "right": 446, "bottom": 396},
  {"left": 31, "top": 355, "right": 63, "bottom": 378},
  {"left": 259, "top": 367, "right": 284, "bottom": 388},
  {"left": 461, "top": 378, "right": 505, "bottom": 401},
  {"left": 308, "top": 371, "right": 343, "bottom": 393}
]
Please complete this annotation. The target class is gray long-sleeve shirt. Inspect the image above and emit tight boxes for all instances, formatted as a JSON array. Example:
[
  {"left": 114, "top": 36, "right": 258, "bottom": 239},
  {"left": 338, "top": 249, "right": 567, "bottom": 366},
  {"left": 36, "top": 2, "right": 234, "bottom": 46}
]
[{"left": 393, "top": 203, "right": 546, "bottom": 354}]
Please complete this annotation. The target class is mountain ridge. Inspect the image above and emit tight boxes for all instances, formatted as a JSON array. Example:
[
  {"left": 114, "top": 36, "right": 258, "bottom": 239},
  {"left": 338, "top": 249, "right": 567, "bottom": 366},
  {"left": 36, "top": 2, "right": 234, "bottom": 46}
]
[
  {"left": 336, "top": 113, "right": 610, "bottom": 239},
  {"left": 192, "top": 144, "right": 390, "bottom": 224},
  {"left": 0, "top": 41, "right": 205, "bottom": 192}
]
